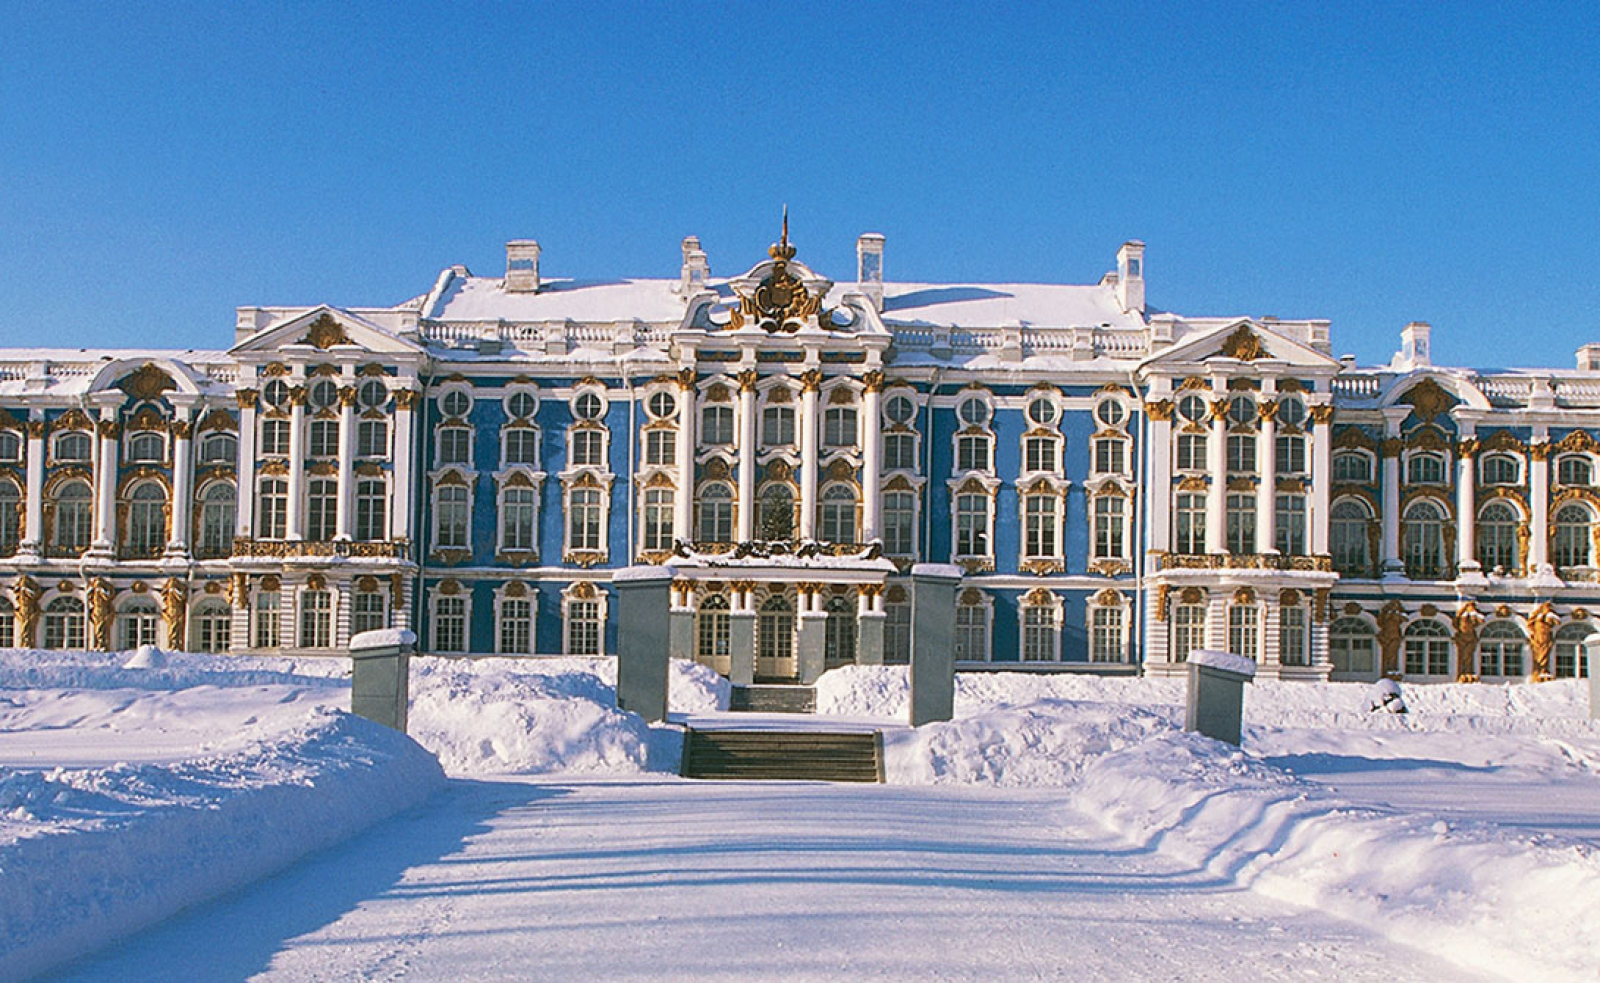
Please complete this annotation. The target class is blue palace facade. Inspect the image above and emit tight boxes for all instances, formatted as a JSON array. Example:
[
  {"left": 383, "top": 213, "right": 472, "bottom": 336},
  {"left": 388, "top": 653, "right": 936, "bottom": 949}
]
[{"left": 1, "top": 228, "right": 1597, "bottom": 684}]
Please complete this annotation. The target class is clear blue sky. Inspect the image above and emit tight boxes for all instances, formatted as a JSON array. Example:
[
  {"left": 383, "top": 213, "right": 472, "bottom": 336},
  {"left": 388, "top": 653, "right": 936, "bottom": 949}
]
[{"left": 2, "top": 1, "right": 1596, "bottom": 370}]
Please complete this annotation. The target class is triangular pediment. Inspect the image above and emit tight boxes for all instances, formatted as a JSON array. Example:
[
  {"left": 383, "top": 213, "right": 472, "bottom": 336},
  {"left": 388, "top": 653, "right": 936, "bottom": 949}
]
[
  {"left": 1141, "top": 319, "right": 1341, "bottom": 370},
  {"left": 229, "top": 306, "right": 423, "bottom": 358}
]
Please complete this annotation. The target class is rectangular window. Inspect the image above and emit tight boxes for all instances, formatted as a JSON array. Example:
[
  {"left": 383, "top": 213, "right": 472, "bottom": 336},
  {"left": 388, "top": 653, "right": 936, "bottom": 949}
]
[
  {"left": 352, "top": 591, "right": 387, "bottom": 635},
  {"left": 436, "top": 485, "right": 470, "bottom": 550},
  {"left": 1280, "top": 606, "right": 1308, "bottom": 667},
  {"left": 762, "top": 406, "right": 795, "bottom": 447},
  {"left": 1275, "top": 494, "right": 1307, "bottom": 556},
  {"left": 308, "top": 419, "right": 339, "bottom": 459},
  {"left": 1025, "top": 437, "right": 1057, "bottom": 473},
  {"left": 1023, "top": 606, "right": 1058, "bottom": 661},
  {"left": 1176, "top": 433, "right": 1207, "bottom": 471},
  {"left": 306, "top": 479, "right": 337, "bottom": 542},
  {"left": 955, "top": 493, "right": 989, "bottom": 557},
  {"left": 1228, "top": 605, "right": 1260, "bottom": 661},
  {"left": 956, "top": 435, "right": 990, "bottom": 472},
  {"left": 1093, "top": 496, "right": 1125, "bottom": 560},
  {"left": 823, "top": 408, "right": 857, "bottom": 448},
  {"left": 434, "top": 596, "right": 467, "bottom": 653},
  {"left": 1024, "top": 494, "right": 1059, "bottom": 559},
  {"left": 299, "top": 590, "right": 332, "bottom": 649},
  {"left": 503, "top": 428, "right": 538, "bottom": 467},
  {"left": 569, "top": 489, "right": 603, "bottom": 552},
  {"left": 253, "top": 591, "right": 281, "bottom": 648},
  {"left": 884, "top": 433, "right": 917, "bottom": 471},
  {"left": 439, "top": 428, "right": 472, "bottom": 466},
  {"left": 258, "top": 479, "right": 288, "bottom": 540},
  {"left": 355, "top": 479, "right": 387, "bottom": 542},
  {"left": 260, "top": 419, "right": 290, "bottom": 456},
  {"left": 1171, "top": 604, "right": 1205, "bottom": 662},
  {"left": 955, "top": 604, "right": 988, "bottom": 661},
  {"left": 1094, "top": 439, "right": 1125, "bottom": 475},
  {"left": 1275, "top": 434, "right": 1307, "bottom": 475},
  {"left": 1175, "top": 492, "right": 1207, "bottom": 555},
  {"left": 884, "top": 603, "right": 911, "bottom": 665},
  {"left": 195, "top": 608, "right": 230, "bottom": 653},
  {"left": 571, "top": 429, "right": 605, "bottom": 467},
  {"left": 357, "top": 419, "right": 388, "bottom": 458},
  {"left": 567, "top": 599, "right": 601, "bottom": 655},
  {"left": 499, "top": 597, "right": 532, "bottom": 655},
  {"left": 1226, "top": 492, "right": 1256, "bottom": 554},
  {"left": 644, "top": 429, "right": 675, "bottom": 466},
  {"left": 1091, "top": 607, "right": 1125, "bottom": 662},
  {"left": 883, "top": 491, "right": 915, "bottom": 555},
  {"left": 501, "top": 487, "right": 537, "bottom": 552},
  {"left": 1227, "top": 434, "right": 1257, "bottom": 475},
  {"left": 702, "top": 406, "right": 734, "bottom": 446}
]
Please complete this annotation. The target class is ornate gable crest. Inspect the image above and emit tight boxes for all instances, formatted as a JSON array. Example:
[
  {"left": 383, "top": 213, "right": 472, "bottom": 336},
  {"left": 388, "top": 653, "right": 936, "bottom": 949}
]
[
  {"left": 727, "top": 211, "right": 826, "bottom": 334},
  {"left": 1218, "top": 325, "right": 1266, "bottom": 361},
  {"left": 119, "top": 363, "right": 176, "bottom": 401},
  {"left": 300, "top": 313, "right": 351, "bottom": 350},
  {"left": 1397, "top": 377, "right": 1456, "bottom": 424}
]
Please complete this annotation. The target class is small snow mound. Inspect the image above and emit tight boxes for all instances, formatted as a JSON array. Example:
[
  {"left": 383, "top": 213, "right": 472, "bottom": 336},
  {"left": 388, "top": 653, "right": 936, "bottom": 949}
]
[
  {"left": 122, "top": 645, "right": 167, "bottom": 669},
  {"left": 1367, "top": 677, "right": 1407, "bottom": 714},
  {"left": 1186, "top": 650, "right": 1257, "bottom": 678}
]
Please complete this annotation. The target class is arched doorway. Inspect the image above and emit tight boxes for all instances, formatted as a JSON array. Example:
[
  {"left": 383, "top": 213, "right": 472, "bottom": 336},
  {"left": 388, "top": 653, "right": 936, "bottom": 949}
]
[{"left": 756, "top": 593, "right": 796, "bottom": 681}]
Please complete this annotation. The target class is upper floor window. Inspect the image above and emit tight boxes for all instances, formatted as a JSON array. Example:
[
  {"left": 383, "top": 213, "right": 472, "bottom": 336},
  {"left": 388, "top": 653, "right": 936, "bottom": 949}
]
[
  {"left": 643, "top": 429, "right": 675, "bottom": 466},
  {"left": 1275, "top": 434, "right": 1307, "bottom": 476},
  {"left": 957, "top": 396, "right": 991, "bottom": 427},
  {"left": 884, "top": 394, "right": 916, "bottom": 425},
  {"left": 1403, "top": 500, "right": 1448, "bottom": 579},
  {"left": 1094, "top": 437, "right": 1126, "bottom": 475},
  {"left": 1331, "top": 499, "right": 1372, "bottom": 575},
  {"left": 257, "top": 478, "right": 288, "bottom": 540},
  {"left": 884, "top": 432, "right": 917, "bottom": 471},
  {"left": 1023, "top": 493, "right": 1060, "bottom": 559},
  {"left": 1174, "top": 492, "right": 1206, "bottom": 555},
  {"left": 1176, "top": 433, "right": 1207, "bottom": 472},
  {"left": 573, "top": 391, "right": 605, "bottom": 422},
  {"left": 358, "top": 379, "right": 390, "bottom": 410},
  {"left": 1333, "top": 451, "right": 1372, "bottom": 483},
  {"left": 702, "top": 405, "right": 734, "bottom": 445},
  {"left": 641, "top": 488, "right": 674, "bottom": 551},
  {"left": 1093, "top": 496, "right": 1125, "bottom": 560},
  {"left": 571, "top": 429, "right": 605, "bottom": 467},
  {"left": 762, "top": 406, "right": 796, "bottom": 447},
  {"left": 819, "top": 484, "right": 857, "bottom": 544},
  {"left": 955, "top": 492, "right": 990, "bottom": 557},
  {"left": 1408, "top": 452, "right": 1448, "bottom": 485},
  {"left": 1227, "top": 395, "right": 1256, "bottom": 428},
  {"left": 308, "top": 379, "right": 338, "bottom": 412},
  {"left": 1226, "top": 434, "right": 1256, "bottom": 475},
  {"left": 1480, "top": 454, "right": 1519, "bottom": 486},
  {"left": 126, "top": 431, "right": 164, "bottom": 463},
  {"left": 261, "top": 379, "right": 290, "bottom": 411},
  {"left": 308, "top": 419, "right": 339, "bottom": 459},
  {"left": 0, "top": 431, "right": 19, "bottom": 462},
  {"left": 698, "top": 483, "right": 734, "bottom": 543},
  {"left": 1176, "top": 394, "right": 1208, "bottom": 424},
  {"left": 823, "top": 407, "right": 857, "bottom": 449},
  {"left": 1226, "top": 492, "right": 1256, "bottom": 555},
  {"left": 1094, "top": 398, "right": 1126, "bottom": 428},
  {"left": 357, "top": 420, "right": 388, "bottom": 458},
  {"left": 503, "top": 428, "right": 539, "bottom": 468},
  {"left": 438, "top": 427, "right": 472, "bottom": 466},
  {"left": 259, "top": 420, "right": 290, "bottom": 456},
  {"left": 1558, "top": 454, "right": 1594, "bottom": 487},
  {"left": 1024, "top": 436, "right": 1058, "bottom": 473},
  {"left": 53, "top": 431, "right": 92, "bottom": 463},
  {"left": 1026, "top": 396, "right": 1059, "bottom": 428},
  {"left": 1275, "top": 493, "right": 1307, "bottom": 556},
  {"left": 435, "top": 484, "right": 470, "bottom": 549},
  {"left": 355, "top": 478, "right": 387, "bottom": 542},
  {"left": 883, "top": 490, "right": 916, "bottom": 555},
  {"left": 646, "top": 390, "right": 677, "bottom": 421},
  {"left": 440, "top": 389, "right": 472, "bottom": 419},
  {"left": 956, "top": 434, "right": 991, "bottom": 472},
  {"left": 199, "top": 431, "right": 237, "bottom": 465},
  {"left": 1277, "top": 396, "right": 1307, "bottom": 428}
]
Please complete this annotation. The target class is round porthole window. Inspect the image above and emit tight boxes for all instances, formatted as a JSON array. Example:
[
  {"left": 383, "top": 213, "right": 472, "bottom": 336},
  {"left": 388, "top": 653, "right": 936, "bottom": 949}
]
[
  {"left": 647, "top": 390, "right": 677, "bottom": 420},
  {"left": 573, "top": 391, "right": 605, "bottom": 421},
  {"left": 885, "top": 394, "right": 916, "bottom": 425},
  {"left": 441, "top": 390, "right": 471, "bottom": 418},
  {"left": 957, "top": 397, "right": 990, "bottom": 426},
  {"left": 1027, "top": 397, "right": 1059, "bottom": 427},
  {"left": 1095, "top": 399, "right": 1126, "bottom": 428}
]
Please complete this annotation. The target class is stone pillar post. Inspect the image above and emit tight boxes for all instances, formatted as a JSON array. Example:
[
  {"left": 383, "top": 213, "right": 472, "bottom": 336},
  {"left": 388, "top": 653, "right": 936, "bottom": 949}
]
[
  {"left": 235, "top": 390, "right": 257, "bottom": 538},
  {"left": 1531, "top": 437, "right": 1551, "bottom": 572},
  {"left": 286, "top": 384, "right": 307, "bottom": 540},
  {"left": 1310, "top": 404, "right": 1333, "bottom": 555},
  {"left": 19, "top": 418, "right": 45, "bottom": 557},
  {"left": 614, "top": 565, "right": 673, "bottom": 723},
  {"left": 861, "top": 371, "right": 883, "bottom": 542},
  {"left": 1206, "top": 396, "right": 1227, "bottom": 553},
  {"left": 335, "top": 385, "right": 357, "bottom": 540},
  {"left": 909, "top": 564, "right": 961, "bottom": 725},
  {"left": 668, "top": 578, "right": 696, "bottom": 663},
  {"left": 799, "top": 369, "right": 820, "bottom": 540},
  {"left": 673, "top": 370, "right": 696, "bottom": 546},
  {"left": 1456, "top": 433, "right": 1480, "bottom": 576},
  {"left": 1257, "top": 403, "right": 1277, "bottom": 554},
  {"left": 796, "top": 583, "right": 827, "bottom": 684},
  {"left": 1381, "top": 411, "right": 1406, "bottom": 576},
  {"left": 728, "top": 580, "right": 756, "bottom": 685},
  {"left": 91, "top": 396, "right": 122, "bottom": 555},
  {"left": 391, "top": 389, "right": 417, "bottom": 542},
  {"left": 1146, "top": 400, "right": 1173, "bottom": 552},
  {"left": 737, "top": 370, "right": 757, "bottom": 542},
  {"left": 165, "top": 406, "right": 195, "bottom": 558},
  {"left": 856, "top": 584, "right": 885, "bottom": 666}
]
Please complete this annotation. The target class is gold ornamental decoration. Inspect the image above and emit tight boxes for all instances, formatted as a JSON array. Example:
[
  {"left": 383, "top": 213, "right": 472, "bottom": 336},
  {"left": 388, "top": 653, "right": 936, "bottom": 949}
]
[
  {"left": 301, "top": 313, "right": 351, "bottom": 350},
  {"left": 120, "top": 363, "right": 177, "bottom": 401},
  {"left": 729, "top": 211, "right": 824, "bottom": 334},
  {"left": 1218, "top": 325, "right": 1266, "bottom": 361},
  {"left": 1397, "top": 378, "right": 1453, "bottom": 424},
  {"left": 87, "top": 578, "right": 114, "bottom": 650}
]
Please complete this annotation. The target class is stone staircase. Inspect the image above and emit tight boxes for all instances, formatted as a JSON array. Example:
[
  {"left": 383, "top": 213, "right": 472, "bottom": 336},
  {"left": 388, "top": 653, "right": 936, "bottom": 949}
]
[
  {"left": 681, "top": 729, "right": 883, "bottom": 782},
  {"left": 729, "top": 684, "right": 816, "bottom": 714}
]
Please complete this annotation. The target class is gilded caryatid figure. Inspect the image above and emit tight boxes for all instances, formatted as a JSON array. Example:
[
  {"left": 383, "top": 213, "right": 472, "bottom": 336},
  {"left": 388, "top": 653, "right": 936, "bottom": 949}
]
[
  {"left": 160, "top": 577, "right": 187, "bottom": 650},
  {"left": 1375, "top": 599, "right": 1406, "bottom": 677},
  {"left": 11, "top": 575, "right": 39, "bottom": 648},
  {"left": 1452, "top": 601, "right": 1485, "bottom": 681},
  {"left": 87, "top": 577, "right": 114, "bottom": 650},
  {"left": 1526, "top": 601, "right": 1560, "bottom": 680}
]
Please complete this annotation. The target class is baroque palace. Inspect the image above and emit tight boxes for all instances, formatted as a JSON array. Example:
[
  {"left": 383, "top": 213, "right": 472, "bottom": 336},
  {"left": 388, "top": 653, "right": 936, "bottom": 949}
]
[{"left": 0, "top": 224, "right": 1597, "bottom": 685}]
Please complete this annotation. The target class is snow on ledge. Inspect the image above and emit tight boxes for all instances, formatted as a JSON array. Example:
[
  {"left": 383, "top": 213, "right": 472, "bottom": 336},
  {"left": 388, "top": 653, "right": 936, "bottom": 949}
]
[
  {"left": 350, "top": 628, "right": 417, "bottom": 651},
  {"left": 1185, "top": 650, "right": 1256, "bottom": 678},
  {"left": 611, "top": 565, "right": 676, "bottom": 583},
  {"left": 910, "top": 563, "right": 964, "bottom": 580}
]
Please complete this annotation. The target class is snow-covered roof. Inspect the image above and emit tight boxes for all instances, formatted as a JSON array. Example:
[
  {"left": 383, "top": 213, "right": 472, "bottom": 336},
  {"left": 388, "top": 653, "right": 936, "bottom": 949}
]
[{"left": 879, "top": 282, "right": 1143, "bottom": 329}]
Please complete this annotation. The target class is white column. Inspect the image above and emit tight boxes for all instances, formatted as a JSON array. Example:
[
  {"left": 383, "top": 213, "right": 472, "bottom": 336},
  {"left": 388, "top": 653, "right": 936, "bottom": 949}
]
[
  {"left": 737, "top": 371, "right": 757, "bottom": 541},
  {"left": 1147, "top": 403, "right": 1173, "bottom": 552},
  {"left": 391, "top": 390, "right": 416, "bottom": 542},
  {"left": 235, "top": 392, "right": 257, "bottom": 537},
  {"left": 1381, "top": 425, "right": 1403, "bottom": 574},
  {"left": 286, "top": 385, "right": 307, "bottom": 540},
  {"left": 1531, "top": 437, "right": 1551, "bottom": 571},
  {"left": 1257, "top": 407, "right": 1277, "bottom": 554},
  {"left": 799, "top": 372, "right": 820, "bottom": 540},
  {"left": 1310, "top": 405, "right": 1332, "bottom": 556},
  {"left": 19, "top": 418, "right": 45, "bottom": 556},
  {"left": 1456, "top": 433, "right": 1478, "bottom": 574},
  {"left": 861, "top": 373, "right": 883, "bottom": 542},
  {"left": 673, "top": 373, "right": 696, "bottom": 545},
  {"left": 334, "top": 386, "right": 356, "bottom": 540},
  {"left": 165, "top": 407, "right": 195, "bottom": 557},
  {"left": 1206, "top": 396, "right": 1227, "bottom": 553},
  {"left": 91, "top": 398, "right": 122, "bottom": 553}
]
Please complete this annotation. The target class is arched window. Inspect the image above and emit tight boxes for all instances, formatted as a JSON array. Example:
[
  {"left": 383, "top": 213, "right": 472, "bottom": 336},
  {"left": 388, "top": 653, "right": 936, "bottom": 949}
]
[
  {"left": 1558, "top": 455, "right": 1593, "bottom": 488},
  {"left": 642, "top": 487, "right": 674, "bottom": 552},
  {"left": 824, "top": 595, "right": 856, "bottom": 669},
  {"left": 696, "top": 594, "right": 730, "bottom": 672},
  {"left": 1170, "top": 601, "right": 1206, "bottom": 663},
  {"left": 1329, "top": 617, "right": 1376, "bottom": 678},
  {"left": 53, "top": 431, "right": 92, "bottom": 463},
  {"left": 1478, "top": 621, "right": 1525, "bottom": 677},
  {"left": 117, "top": 599, "right": 159, "bottom": 649},
  {"left": 1554, "top": 504, "right": 1594, "bottom": 569},
  {"left": 757, "top": 595, "right": 795, "bottom": 675},
  {"left": 500, "top": 486, "right": 538, "bottom": 552},
  {"left": 197, "top": 483, "right": 236, "bottom": 559},
  {"left": 698, "top": 482, "right": 734, "bottom": 544},
  {"left": 1404, "top": 620, "right": 1451, "bottom": 676},
  {"left": 191, "top": 599, "right": 231, "bottom": 654},
  {"left": 819, "top": 484, "right": 857, "bottom": 544},
  {"left": 1476, "top": 501, "right": 1519, "bottom": 572},
  {"left": 1555, "top": 622, "right": 1594, "bottom": 678},
  {"left": 54, "top": 481, "right": 93, "bottom": 554},
  {"left": 1480, "top": 454, "right": 1519, "bottom": 486},
  {"left": 125, "top": 482, "right": 167, "bottom": 557},
  {"left": 1332, "top": 451, "right": 1372, "bottom": 483},
  {"left": 882, "top": 490, "right": 916, "bottom": 555},
  {"left": 760, "top": 484, "right": 794, "bottom": 541},
  {"left": 1331, "top": 499, "right": 1371, "bottom": 575},
  {"left": 257, "top": 477, "right": 288, "bottom": 540},
  {"left": 0, "top": 480, "right": 19, "bottom": 555},
  {"left": 199, "top": 431, "right": 237, "bottom": 465},
  {"left": 43, "top": 596, "right": 85, "bottom": 649},
  {"left": 126, "top": 431, "right": 165, "bottom": 464},
  {"left": 1403, "top": 501, "right": 1448, "bottom": 580},
  {"left": 1407, "top": 452, "right": 1447, "bottom": 485}
]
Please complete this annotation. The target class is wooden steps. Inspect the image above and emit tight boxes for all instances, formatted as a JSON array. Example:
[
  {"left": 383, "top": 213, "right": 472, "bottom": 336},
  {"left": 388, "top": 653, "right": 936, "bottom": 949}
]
[
  {"left": 729, "top": 685, "right": 816, "bottom": 714},
  {"left": 682, "top": 729, "right": 882, "bottom": 783}
]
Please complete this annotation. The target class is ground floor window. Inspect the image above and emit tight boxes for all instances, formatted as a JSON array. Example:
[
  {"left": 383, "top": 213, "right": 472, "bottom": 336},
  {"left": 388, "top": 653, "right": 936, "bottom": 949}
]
[
  {"left": 0, "top": 598, "right": 13, "bottom": 647},
  {"left": 499, "top": 596, "right": 532, "bottom": 655},
  {"left": 696, "top": 595, "right": 730, "bottom": 669},
  {"left": 1090, "top": 606, "right": 1124, "bottom": 662},
  {"left": 352, "top": 588, "right": 388, "bottom": 636},
  {"left": 435, "top": 595, "right": 468, "bottom": 653},
  {"left": 193, "top": 601, "right": 231, "bottom": 653},
  {"left": 254, "top": 591, "right": 281, "bottom": 649},
  {"left": 299, "top": 589, "right": 332, "bottom": 649},
  {"left": 955, "top": 598, "right": 988, "bottom": 661},
  {"left": 1555, "top": 623, "right": 1594, "bottom": 678},
  {"left": 1170, "top": 603, "right": 1205, "bottom": 662},
  {"left": 1022, "top": 602, "right": 1059, "bottom": 662},
  {"left": 566, "top": 598, "right": 601, "bottom": 655},
  {"left": 1329, "top": 618, "right": 1375, "bottom": 676},
  {"left": 823, "top": 595, "right": 856, "bottom": 669},
  {"left": 1279, "top": 605, "right": 1308, "bottom": 667},
  {"left": 43, "top": 597, "right": 85, "bottom": 650},
  {"left": 1227, "top": 605, "right": 1260, "bottom": 661},
  {"left": 884, "top": 602, "right": 911, "bottom": 664},
  {"left": 117, "top": 602, "right": 159, "bottom": 649},
  {"left": 1404, "top": 621, "right": 1451, "bottom": 676},
  {"left": 1477, "top": 622, "right": 1525, "bottom": 677}
]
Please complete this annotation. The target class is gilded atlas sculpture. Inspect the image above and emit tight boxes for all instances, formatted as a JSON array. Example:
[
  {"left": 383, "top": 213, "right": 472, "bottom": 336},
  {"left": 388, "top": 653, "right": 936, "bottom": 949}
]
[{"left": 726, "top": 209, "right": 829, "bottom": 334}]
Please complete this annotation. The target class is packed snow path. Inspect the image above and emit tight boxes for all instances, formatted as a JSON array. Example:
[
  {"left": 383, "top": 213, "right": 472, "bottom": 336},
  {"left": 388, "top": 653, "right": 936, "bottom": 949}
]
[{"left": 45, "top": 778, "right": 1493, "bottom": 983}]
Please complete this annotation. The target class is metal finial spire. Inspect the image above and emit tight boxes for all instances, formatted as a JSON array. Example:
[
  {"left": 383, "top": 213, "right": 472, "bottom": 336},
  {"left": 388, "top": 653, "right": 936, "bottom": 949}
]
[{"left": 781, "top": 205, "right": 789, "bottom": 249}]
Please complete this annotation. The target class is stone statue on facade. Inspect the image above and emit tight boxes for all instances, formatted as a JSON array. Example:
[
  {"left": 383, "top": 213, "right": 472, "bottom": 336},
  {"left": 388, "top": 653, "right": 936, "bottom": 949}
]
[
  {"left": 160, "top": 577, "right": 186, "bottom": 650},
  {"left": 1526, "top": 601, "right": 1560, "bottom": 680},
  {"left": 87, "top": 577, "right": 114, "bottom": 651},
  {"left": 1375, "top": 599, "right": 1406, "bottom": 677},
  {"left": 11, "top": 575, "right": 38, "bottom": 648},
  {"left": 1451, "top": 601, "right": 1485, "bottom": 681}
]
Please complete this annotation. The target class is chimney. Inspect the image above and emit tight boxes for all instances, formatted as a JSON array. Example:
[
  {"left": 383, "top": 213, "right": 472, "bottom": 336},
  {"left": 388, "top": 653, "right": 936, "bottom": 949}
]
[
  {"left": 1116, "top": 240, "right": 1145, "bottom": 314},
  {"left": 679, "top": 236, "right": 709, "bottom": 294},
  {"left": 1400, "top": 321, "right": 1431, "bottom": 368},
  {"left": 857, "top": 233, "right": 885, "bottom": 311},
  {"left": 505, "top": 240, "right": 541, "bottom": 293},
  {"left": 1578, "top": 344, "right": 1600, "bottom": 371}
]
